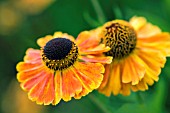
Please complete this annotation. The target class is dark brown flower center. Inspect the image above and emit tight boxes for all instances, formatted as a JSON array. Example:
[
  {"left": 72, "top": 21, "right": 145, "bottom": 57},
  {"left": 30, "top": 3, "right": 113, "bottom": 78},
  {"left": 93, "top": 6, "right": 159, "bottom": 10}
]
[
  {"left": 42, "top": 38, "right": 78, "bottom": 71},
  {"left": 101, "top": 21, "right": 137, "bottom": 59}
]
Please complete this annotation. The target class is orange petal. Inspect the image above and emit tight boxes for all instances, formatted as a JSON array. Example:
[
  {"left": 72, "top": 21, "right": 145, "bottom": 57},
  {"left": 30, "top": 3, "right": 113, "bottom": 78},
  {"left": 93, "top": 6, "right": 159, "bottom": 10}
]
[
  {"left": 21, "top": 72, "right": 42, "bottom": 91},
  {"left": 72, "top": 62, "right": 104, "bottom": 98},
  {"left": 122, "top": 58, "right": 132, "bottom": 83},
  {"left": 27, "top": 70, "right": 55, "bottom": 105},
  {"left": 80, "top": 44, "right": 110, "bottom": 55},
  {"left": 16, "top": 60, "right": 42, "bottom": 72},
  {"left": 76, "top": 28, "right": 102, "bottom": 49},
  {"left": 17, "top": 64, "right": 44, "bottom": 82},
  {"left": 98, "top": 64, "right": 111, "bottom": 90},
  {"left": 79, "top": 55, "right": 112, "bottom": 64},
  {"left": 24, "top": 48, "right": 41, "bottom": 62},
  {"left": 61, "top": 69, "right": 82, "bottom": 101}
]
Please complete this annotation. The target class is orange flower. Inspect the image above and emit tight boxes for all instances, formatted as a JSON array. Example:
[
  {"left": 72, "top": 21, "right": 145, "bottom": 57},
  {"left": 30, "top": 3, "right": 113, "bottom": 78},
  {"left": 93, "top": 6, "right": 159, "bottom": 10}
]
[
  {"left": 16, "top": 32, "right": 111, "bottom": 105},
  {"left": 78, "top": 16, "right": 170, "bottom": 96}
]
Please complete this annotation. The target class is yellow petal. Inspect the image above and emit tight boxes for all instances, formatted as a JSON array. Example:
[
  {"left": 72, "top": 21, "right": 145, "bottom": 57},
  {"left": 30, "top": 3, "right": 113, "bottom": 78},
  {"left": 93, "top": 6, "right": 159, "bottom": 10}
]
[
  {"left": 98, "top": 63, "right": 121, "bottom": 96},
  {"left": 137, "top": 23, "right": 161, "bottom": 38},
  {"left": 52, "top": 71, "right": 62, "bottom": 105},
  {"left": 129, "top": 16, "right": 147, "bottom": 31},
  {"left": 120, "top": 83, "right": 131, "bottom": 96},
  {"left": 37, "top": 32, "right": 75, "bottom": 47},
  {"left": 37, "top": 35, "right": 54, "bottom": 47}
]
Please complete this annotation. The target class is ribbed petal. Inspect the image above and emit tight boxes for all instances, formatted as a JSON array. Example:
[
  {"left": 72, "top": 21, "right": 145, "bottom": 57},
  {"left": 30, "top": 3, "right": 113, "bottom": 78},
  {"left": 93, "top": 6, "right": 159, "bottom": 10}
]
[
  {"left": 76, "top": 28, "right": 102, "bottom": 49},
  {"left": 80, "top": 44, "right": 110, "bottom": 55},
  {"left": 79, "top": 55, "right": 112, "bottom": 64},
  {"left": 61, "top": 70, "right": 82, "bottom": 102},
  {"left": 137, "top": 33, "right": 170, "bottom": 56},
  {"left": 122, "top": 54, "right": 145, "bottom": 85},
  {"left": 17, "top": 48, "right": 55, "bottom": 105},
  {"left": 98, "top": 64, "right": 110, "bottom": 90},
  {"left": 24, "top": 48, "right": 41, "bottom": 62},
  {"left": 52, "top": 71, "right": 62, "bottom": 105},
  {"left": 28, "top": 70, "right": 55, "bottom": 105},
  {"left": 98, "top": 63, "right": 121, "bottom": 96},
  {"left": 73, "top": 62, "right": 104, "bottom": 98}
]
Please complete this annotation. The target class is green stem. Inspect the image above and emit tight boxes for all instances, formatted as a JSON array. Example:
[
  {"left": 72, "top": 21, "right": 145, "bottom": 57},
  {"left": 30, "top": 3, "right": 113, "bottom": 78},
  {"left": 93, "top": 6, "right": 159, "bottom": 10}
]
[
  {"left": 90, "top": 0, "right": 106, "bottom": 24},
  {"left": 88, "top": 93, "right": 113, "bottom": 113},
  {"left": 136, "top": 92, "right": 144, "bottom": 104}
]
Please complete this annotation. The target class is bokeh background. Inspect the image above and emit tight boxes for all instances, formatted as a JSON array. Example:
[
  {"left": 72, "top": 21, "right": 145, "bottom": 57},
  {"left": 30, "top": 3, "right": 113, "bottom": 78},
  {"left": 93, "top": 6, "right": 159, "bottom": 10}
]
[{"left": 0, "top": 0, "right": 170, "bottom": 113}]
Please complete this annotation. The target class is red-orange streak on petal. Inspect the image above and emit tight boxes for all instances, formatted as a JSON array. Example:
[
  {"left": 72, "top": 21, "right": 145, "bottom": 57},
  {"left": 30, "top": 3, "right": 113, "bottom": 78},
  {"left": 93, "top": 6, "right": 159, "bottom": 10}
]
[
  {"left": 122, "top": 58, "right": 132, "bottom": 83},
  {"left": 21, "top": 70, "right": 45, "bottom": 91},
  {"left": 16, "top": 60, "right": 42, "bottom": 72},
  {"left": 72, "top": 62, "right": 104, "bottom": 97},
  {"left": 99, "top": 64, "right": 111, "bottom": 89},
  {"left": 75, "top": 62, "right": 104, "bottom": 87},
  {"left": 76, "top": 30, "right": 101, "bottom": 49},
  {"left": 17, "top": 65, "right": 44, "bottom": 82},
  {"left": 28, "top": 70, "right": 55, "bottom": 105},
  {"left": 61, "top": 70, "right": 82, "bottom": 101},
  {"left": 36, "top": 73, "right": 55, "bottom": 105},
  {"left": 80, "top": 44, "right": 110, "bottom": 55},
  {"left": 27, "top": 71, "right": 47, "bottom": 100},
  {"left": 79, "top": 55, "right": 112, "bottom": 64}
]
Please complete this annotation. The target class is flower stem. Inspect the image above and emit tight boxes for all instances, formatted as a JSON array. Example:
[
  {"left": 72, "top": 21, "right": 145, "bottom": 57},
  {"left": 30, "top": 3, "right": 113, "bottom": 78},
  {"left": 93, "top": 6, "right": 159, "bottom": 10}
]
[
  {"left": 88, "top": 93, "right": 112, "bottom": 113},
  {"left": 136, "top": 92, "right": 144, "bottom": 104},
  {"left": 90, "top": 0, "right": 106, "bottom": 24}
]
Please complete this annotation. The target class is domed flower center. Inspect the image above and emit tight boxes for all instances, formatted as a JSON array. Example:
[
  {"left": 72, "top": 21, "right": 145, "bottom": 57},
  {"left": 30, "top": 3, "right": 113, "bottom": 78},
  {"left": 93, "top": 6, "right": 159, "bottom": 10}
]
[
  {"left": 101, "top": 21, "right": 137, "bottom": 59},
  {"left": 42, "top": 38, "right": 78, "bottom": 71}
]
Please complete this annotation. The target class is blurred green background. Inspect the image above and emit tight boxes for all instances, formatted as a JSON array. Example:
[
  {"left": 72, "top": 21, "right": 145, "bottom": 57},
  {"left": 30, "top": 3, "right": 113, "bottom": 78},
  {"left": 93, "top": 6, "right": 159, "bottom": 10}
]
[{"left": 0, "top": 0, "right": 170, "bottom": 113}]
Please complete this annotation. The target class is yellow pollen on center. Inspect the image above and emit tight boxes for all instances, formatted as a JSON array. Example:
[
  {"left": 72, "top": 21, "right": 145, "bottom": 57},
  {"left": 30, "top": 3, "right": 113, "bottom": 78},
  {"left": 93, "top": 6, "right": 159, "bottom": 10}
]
[
  {"left": 100, "top": 20, "right": 137, "bottom": 59},
  {"left": 42, "top": 38, "right": 79, "bottom": 71}
]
